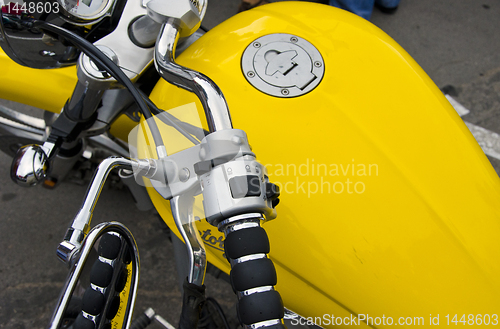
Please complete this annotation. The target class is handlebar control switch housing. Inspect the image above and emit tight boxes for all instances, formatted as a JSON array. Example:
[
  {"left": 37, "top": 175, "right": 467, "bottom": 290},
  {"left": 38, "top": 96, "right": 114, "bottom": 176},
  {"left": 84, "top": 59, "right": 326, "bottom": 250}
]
[
  {"left": 192, "top": 129, "right": 279, "bottom": 227},
  {"left": 198, "top": 155, "right": 279, "bottom": 227}
]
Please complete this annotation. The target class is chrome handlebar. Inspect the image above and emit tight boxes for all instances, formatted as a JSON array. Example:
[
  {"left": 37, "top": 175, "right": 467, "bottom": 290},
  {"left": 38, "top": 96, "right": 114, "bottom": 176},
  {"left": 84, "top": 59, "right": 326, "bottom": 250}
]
[{"left": 154, "top": 19, "right": 233, "bottom": 132}]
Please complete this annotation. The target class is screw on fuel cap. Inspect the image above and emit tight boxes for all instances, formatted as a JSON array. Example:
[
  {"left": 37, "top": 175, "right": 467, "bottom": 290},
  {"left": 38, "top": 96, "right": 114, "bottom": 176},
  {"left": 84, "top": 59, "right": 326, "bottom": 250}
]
[{"left": 241, "top": 34, "right": 324, "bottom": 98}]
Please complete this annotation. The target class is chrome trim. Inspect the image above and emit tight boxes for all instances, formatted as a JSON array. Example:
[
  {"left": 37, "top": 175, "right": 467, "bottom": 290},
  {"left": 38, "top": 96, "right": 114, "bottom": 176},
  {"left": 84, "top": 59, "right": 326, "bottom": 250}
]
[
  {"left": 10, "top": 142, "right": 54, "bottom": 187},
  {"left": 154, "top": 20, "right": 233, "bottom": 132},
  {"left": 0, "top": 104, "right": 45, "bottom": 130},
  {"left": 0, "top": 116, "right": 44, "bottom": 137},
  {"left": 90, "top": 283, "right": 106, "bottom": 294},
  {"left": 245, "top": 319, "right": 283, "bottom": 329},
  {"left": 49, "top": 222, "right": 140, "bottom": 329},
  {"left": 82, "top": 311, "right": 97, "bottom": 322},
  {"left": 238, "top": 285, "right": 274, "bottom": 298},
  {"left": 155, "top": 314, "right": 177, "bottom": 329},
  {"left": 170, "top": 194, "right": 206, "bottom": 286},
  {"left": 217, "top": 213, "right": 263, "bottom": 231},
  {"left": 57, "top": 0, "right": 115, "bottom": 26},
  {"left": 144, "top": 307, "right": 156, "bottom": 319},
  {"left": 98, "top": 256, "right": 114, "bottom": 265},
  {"left": 231, "top": 253, "right": 267, "bottom": 266},
  {"left": 56, "top": 240, "right": 78, "bottom": 264},
  {"left": 224, "top": 221, "right": 260, "bottom": 235},
  {"left": 70, "top": 157, "right": 136, "bottom": 232},
  {"left": 57, "top": 157, "right": 144, "bottom": 263}
]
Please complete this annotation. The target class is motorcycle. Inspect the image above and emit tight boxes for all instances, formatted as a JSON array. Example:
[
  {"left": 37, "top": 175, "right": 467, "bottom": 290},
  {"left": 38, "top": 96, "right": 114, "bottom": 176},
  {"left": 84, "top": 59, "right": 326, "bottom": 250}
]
[{"left": 1, "top": 0, "right": 499, "bottom": 328}]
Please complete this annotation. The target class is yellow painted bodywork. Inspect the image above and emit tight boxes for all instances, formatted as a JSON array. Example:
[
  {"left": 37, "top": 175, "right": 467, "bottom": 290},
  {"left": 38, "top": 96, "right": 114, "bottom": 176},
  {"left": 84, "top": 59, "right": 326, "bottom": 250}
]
[
  {"left": 146, "top": 2, "right": 500, "bottom": 327},
  {"left": 1, "top": 1, "right": 499, "bottom": 327},
  {"left": 0, "top": 50, "right": 137, "bottom": 142},
  {"left": 0, "top": 51, "right": 76, "bottom": 112}
]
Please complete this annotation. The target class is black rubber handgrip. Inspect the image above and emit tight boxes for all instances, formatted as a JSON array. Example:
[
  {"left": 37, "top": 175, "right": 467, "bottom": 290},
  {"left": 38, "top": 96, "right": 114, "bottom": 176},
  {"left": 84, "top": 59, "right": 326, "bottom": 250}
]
[
  {"left": 230, "top": 258, "right": 277, "bottom": 292},
  {"left": 98, "top": 233, "right": 122, "bottom": 259},
  {"left": 73, "top": 313, "right": 95, "bottom": 329},
  {"left": 130, "top": 312, "right": 153, "bottom": 329},
  {"left": 224, "top": 227, "right": 270, "bottom": 259},
  {"left": 178, "top": 277, "right": 206, "bottom": 329},
  {"left": 115, "top": 265, "right": 128, "bottom": 293},
  {"left": 82, "top": 288, "right": 105, "bottom": 316},
  {"left": 90, "top": 261, "right": 114, "bottom": 288},
  {"left": 238, "top": 290, "right": 284, "bottom": 325},
  {"left": 224, "top": 224, "right": 285, "bottom": 327},
  {"left": 106, "top": 295, "right": 120, "bottom": 320}
]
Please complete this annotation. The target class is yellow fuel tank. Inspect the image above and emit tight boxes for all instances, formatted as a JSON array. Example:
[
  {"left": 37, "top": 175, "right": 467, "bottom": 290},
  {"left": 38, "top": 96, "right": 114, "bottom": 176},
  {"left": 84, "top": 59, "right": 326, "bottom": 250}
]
[{"left": 146, "top": 2, "right": 500, "bottom": 327}]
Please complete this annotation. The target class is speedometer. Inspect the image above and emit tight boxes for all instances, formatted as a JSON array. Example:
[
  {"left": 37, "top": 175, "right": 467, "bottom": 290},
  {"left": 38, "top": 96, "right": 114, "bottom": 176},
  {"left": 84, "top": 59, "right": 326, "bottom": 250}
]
[{"left": 58, "top": 0, "right": 114, "bottom": 25}]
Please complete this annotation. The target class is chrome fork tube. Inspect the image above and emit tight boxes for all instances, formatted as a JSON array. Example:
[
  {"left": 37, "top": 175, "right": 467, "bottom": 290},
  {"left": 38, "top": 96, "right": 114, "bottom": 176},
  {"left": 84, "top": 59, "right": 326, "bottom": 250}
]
[{"left": 154, "top": 19, "right": 233, "bottom": 132}]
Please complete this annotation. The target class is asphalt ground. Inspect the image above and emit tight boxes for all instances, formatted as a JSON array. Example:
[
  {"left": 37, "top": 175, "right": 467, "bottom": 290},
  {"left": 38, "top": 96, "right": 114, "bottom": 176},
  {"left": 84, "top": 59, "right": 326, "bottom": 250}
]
[{"left": 1, "top": 0, "right": 500, "bottom": 328}]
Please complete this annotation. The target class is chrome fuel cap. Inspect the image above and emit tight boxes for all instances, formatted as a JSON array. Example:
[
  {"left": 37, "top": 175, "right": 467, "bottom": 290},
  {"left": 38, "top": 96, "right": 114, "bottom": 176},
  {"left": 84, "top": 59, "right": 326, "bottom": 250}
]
[{"left": 241, "top": 33, "right": 325, "bottom": 98}]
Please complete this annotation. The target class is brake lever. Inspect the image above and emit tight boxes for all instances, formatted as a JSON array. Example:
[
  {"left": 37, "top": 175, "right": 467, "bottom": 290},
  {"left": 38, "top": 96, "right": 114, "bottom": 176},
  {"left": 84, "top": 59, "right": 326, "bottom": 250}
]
[
  {"left": 170, "top": 193, "right": 207, "bottom": 287},
  {"left": 170, "top": 191, "right": 208, "bottom": 329}
]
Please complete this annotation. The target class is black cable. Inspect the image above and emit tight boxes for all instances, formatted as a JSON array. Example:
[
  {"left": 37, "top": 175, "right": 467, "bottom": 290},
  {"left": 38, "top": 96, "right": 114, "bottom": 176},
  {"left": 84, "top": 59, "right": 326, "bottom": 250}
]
[
  {"left": 34, "top": 21, "right": 167, "bottom": 156},
  {"left": 137, "top": 89, "right": 206, "bottom": 144},
  {"left": 205, "top": 297, "right": 230, "bottom": 329}
]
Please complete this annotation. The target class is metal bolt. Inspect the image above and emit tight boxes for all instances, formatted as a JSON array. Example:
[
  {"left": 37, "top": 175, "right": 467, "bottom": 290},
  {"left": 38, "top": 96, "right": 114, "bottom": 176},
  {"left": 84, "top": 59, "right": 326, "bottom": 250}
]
[
  {"left": 199, "top": 147, "right": 206, "bottom": 160},
  {"left": 290, "top": 37, "right": 298, "bottom": 43},
  {"left": 253, "top": 42, "right": 261, "bottom": 48},
  {"left": 281, "top": 89, "right": 290, "bottom": 96},
  {"left": 179, "top": 168, "right": 190, "bottom": 182},
  {"left": 247, "top": 71, "right": 255, "bottom": 78},
  {"left": 314, "top": 61, "right": 322, "bottom": 68}
]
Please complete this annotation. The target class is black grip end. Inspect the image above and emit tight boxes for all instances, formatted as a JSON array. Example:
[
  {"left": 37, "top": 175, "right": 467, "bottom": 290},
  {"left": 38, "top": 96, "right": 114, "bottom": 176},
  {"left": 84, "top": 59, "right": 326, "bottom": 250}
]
[
  {"left": 98, "top": 233, "right": 122, "bottom": 259},
  {"left": 238, "top": 290, "right": 284, "bottom": 325}
]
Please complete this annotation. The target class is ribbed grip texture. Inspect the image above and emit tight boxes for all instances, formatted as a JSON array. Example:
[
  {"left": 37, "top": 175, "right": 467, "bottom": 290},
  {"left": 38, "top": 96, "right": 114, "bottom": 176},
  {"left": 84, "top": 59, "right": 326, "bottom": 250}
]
[
  {"left": 76, "top": 232, "right": 130, "bottom": 328},
  {"left": 224, "top": 224, "right": 285, "bottom": 327},
  {"left": 224, "top": 227, "right": 270, "bottom": 259}
]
